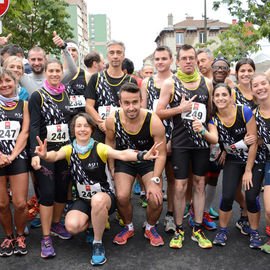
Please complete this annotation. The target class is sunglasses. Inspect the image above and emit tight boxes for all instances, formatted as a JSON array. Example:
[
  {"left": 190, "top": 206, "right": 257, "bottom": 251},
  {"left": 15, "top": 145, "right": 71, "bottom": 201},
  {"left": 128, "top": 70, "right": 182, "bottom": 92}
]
[{"left": 212, "top": 66, "right": 229, "bottom": 71}]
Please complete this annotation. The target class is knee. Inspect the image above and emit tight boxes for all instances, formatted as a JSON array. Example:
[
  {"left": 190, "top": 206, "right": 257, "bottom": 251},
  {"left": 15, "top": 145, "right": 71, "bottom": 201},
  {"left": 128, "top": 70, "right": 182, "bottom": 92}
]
[
  {"left": 13, "top": 200, "right": 27, "bottom": 213},
  {"left": 246, "top": 195, "right": 260, "bottom": 213},
  {"left": 220, "top": 195, "right": 234, "bottom": 212},
  {"left": 0, "top": 200, "right": 9, "bottom": 212},
  {"left": 91, "top": 194, "right": 109, "bottom": 213},
  {"left": 116, "top": 192, "right": 130, "bottom": 206},
  {"left": 65, "top": 217, "right": 83, "bottom": 235},
  {"left": 175, "top": 182, "right": 187, "bottom": 195}
]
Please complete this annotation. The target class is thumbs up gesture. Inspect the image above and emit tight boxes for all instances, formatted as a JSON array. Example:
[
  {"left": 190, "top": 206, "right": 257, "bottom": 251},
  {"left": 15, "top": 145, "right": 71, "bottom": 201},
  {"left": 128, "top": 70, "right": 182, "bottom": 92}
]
[
  {"left": 52, "top": 31, "right": 65, "bottom": 48},
  {"left": 0, "top": 33, "right": 12, "bottom": 46}
]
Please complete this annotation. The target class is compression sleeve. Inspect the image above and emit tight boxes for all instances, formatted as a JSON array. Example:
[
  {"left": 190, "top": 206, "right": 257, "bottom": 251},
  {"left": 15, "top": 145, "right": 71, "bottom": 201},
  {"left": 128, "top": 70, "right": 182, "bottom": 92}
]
[
  {"left": 60, "top": 144, "right": 72, "bottom": 165},
  {"left": 97, "top": 143, "right": 112, "bottom": 163},
  {"left": 242, "top": 105, "right": 253, "bottom": 123},
  {"left": 62, "top": 48, "right": 78, "bottom": 84}
]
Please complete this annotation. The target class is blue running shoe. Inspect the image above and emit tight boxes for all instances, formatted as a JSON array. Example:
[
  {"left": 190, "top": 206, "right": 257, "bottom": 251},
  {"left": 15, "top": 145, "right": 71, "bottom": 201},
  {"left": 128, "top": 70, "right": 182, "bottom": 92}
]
[
  {"left": 188, "top": 206, "right": 194, "bottom": 228},
  {"left": 51, "top": 223, "right": 72, "bottom": 240},
  {"left": 213, "top": 228, "right": 227, "bottom": 246},
  {"left": 249, "top": 230, "right": 262, "bottom": 249},
  {"left": 183, "top": 203, "right": 190, "bottom": 219},
  {"left": 133, "top": 181, "right": 141, "bottom": 195},
  {"left": 91, "top": 243, "right": 106, "bottom": 265},
  {"left": 209, "top": 206, "right": 219, "bottom": 219},
  {"left": 31, "top": 217, "right": 41, "bottom": 228},
  {"left": 202, "top": 212, "right": 217, "bottom": 230},
  {"left": 41, "top": 236, "right": 55, "bottom": 258},
  {"left": 236, "top": 216, "right": 250, "bottom": 235},
  {"left": 86, "top": 228, "right": 94, "bottom": 243}
]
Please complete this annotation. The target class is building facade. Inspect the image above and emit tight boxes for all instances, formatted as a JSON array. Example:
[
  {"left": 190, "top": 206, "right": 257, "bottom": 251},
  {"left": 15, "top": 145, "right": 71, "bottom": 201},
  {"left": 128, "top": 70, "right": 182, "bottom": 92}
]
[{"left": 88, "top": 14, "right": 111, "bottom": 60}]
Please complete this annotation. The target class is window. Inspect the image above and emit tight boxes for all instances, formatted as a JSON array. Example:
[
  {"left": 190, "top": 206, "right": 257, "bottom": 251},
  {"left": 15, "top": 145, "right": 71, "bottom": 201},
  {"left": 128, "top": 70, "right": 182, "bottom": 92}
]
[
  {"left": 176, "top": 33, "right": 184, "bottom": 45},
  {"left": 199, "top": 32, "right": 206, "bottom": 44}
]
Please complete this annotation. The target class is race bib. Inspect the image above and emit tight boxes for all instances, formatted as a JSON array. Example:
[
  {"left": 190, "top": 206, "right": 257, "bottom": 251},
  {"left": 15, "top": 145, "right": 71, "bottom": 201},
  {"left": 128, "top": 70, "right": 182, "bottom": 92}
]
[
  {"left": 181, "top": 102, "right": 207, "bottom": 123},
  {"left": 76, "top": 183, "right": 102, "bottom": 200},
  {"left": 0, "top": 121, "right": 20, "bottom": 140},
  {"left": 98, "top": 106, "right": 117, "bottom": 120},
  {"left": 223, "top": 140, "right": 248, "bottom": 155},
  {"left": 69, "top": 95, "right": 86, "bottom": 108},
  {"left": 46, "top": 124, "right": 69, "bottom": 142}
]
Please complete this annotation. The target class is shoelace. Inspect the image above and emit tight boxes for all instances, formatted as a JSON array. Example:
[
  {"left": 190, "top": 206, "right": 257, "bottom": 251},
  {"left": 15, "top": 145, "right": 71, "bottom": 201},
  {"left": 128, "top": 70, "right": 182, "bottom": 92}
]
[
  {"left": 1, "top": 238, "right": 13, "bottom": 248},
  {"left": 216, "top": 230, "right": 227, "bottom": 240},
  {"left": 43, "top": 239, "right": 52, "bottom": 248},
  {"left": 149, "top": 228, "right": 160, "bottom": 239},
  {"left": 250, "top": 232, "right": 260, "bottom": 240},
  {"left": 16, "top": 236, "right": 26, "bottom": 248},
  {"left": 119, "top": 227, "right": 129, "bottom": 237},
  {"left": 93, "top": 243, "right": 103, "bottom": 256}
]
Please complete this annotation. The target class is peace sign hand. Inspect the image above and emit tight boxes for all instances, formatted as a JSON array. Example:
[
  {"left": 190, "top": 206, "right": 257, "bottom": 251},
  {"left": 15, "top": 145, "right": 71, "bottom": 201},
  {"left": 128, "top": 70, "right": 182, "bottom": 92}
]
[
  {"left": 34, "top": 136, "right": 48, "bottom": 160},
  {"left": 179, "top": 94, "right": 197, "bottom": 113},
  {"left": 144, "top": 142, "right": 163, "bottom": 160}
]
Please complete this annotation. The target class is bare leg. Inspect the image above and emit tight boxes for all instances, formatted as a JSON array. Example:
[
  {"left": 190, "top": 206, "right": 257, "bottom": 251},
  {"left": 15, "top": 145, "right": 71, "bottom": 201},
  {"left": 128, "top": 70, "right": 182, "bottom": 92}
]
[
  {"left": 192, "top": 175, "right": 205, "bottom": 224},
  {"left": 174, "top": 179, "right": 188, "bottom": 225},
  {"left": 264, "top": 186, "right": 270, "bottom": 225},
  {"left": 65, "top": 210, "right": 89, "bottom": 235},
  {"left": 219, "top": 209, "right": 232, "bottom": 228},
  {"left": 52, "top": 202, "right": 66, "bottom": 223},
  {"left": 165, "top": 161, "right": 175, "bottom": 213},
  {"left": 40, "top": 205, "right": 53, "bottom": 235}
]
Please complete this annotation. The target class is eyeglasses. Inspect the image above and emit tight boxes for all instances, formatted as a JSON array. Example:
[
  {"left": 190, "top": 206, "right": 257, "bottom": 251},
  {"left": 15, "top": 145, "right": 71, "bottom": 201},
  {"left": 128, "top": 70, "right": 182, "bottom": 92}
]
[
  {"left": 179, "top": 56, "right": 196, "bottom": 61},
  {"left": 212, "top": 66, "right": 229, "bottom": 71}
]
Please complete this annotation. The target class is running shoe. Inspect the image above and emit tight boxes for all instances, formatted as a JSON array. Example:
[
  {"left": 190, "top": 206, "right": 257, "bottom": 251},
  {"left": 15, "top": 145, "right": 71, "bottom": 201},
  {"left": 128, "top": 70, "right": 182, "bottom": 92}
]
[
  {"left": 183, "top": 203, "right": 190, "bottom": 219},
  {"left": 213, "top": 228, "right": 227, "bottom": 246},
  {"left": 50, "top": 223, "right": 72, "bottom": 240},
  {"left": 202, "top": 212, "right": 217, "bottom": 230},
  {"left": 140, "top": 194, "right": 148, "bottom": 208},
  {"left": 142, "top": 220, "right": 159, "bottom": 228},
  {"left": 164, "top": 215, "right": 176, "bottom": 233},
  {"left": 236, "top": 216, "right": 250, "bottom": 235},
  {"left": 191, "top": 228, "right": 212, "bottom": 248},
  {"left": 105, "top": 216, "right": 110, "bottom": 230},
  {"left": 144, "top": 227, "right": 164, "bottom": 246},
  {"left": 0, "top": 236, "right": 14, "bottom": 257},
  {"left": 91, "top": 243, "right": 106, "bottom": 265},
  {"left": 261, "top": 240, "right": 270, "bottom": 254},
  {"left": 41, "top": 236, "right": 55, "bottom": 258},
  {"left": 169, "top": 229, "right": 184, "bottom": 249},
  {"left": 133, "top": 181, "right": 141, "bottom": 195},
  {"left": 113, "top": 226, "right": 134, "bottom": 245},
  {"left": 209, "top": 206, "right": 219, "bottom": 219},
  {"left": 14, "top": 235, "right": 27, "bottom": 255},
  {"left": 31, "top": 217, "right": 41, "bottom": 228},
  {"left": 266, "top": 224, "right": 270, "bottom": 236},
  {"left": 249, "top": 230, "right": 262, "bottom": 249},
  {"left": 86, "top": 227, "right": 94, "bottom": 243}
]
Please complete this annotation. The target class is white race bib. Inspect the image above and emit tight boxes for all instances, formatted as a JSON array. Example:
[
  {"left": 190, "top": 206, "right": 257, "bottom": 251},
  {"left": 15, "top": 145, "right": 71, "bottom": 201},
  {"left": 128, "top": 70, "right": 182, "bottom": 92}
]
[
  {"left": 181, "top": 102, "right": 207, "bottom": 123},
  {"left": 0, "top": 121, "right": 21, "bottom": 140},
  {"left": 69, "top": 95, "right": 86, "bottom": 108},
  {"left": 98, "top": 106, "right": 117, "bottom": 120},
  {"left": 223, "top": 140, "right": 248, "bottom": 155},
  {"left": 76, "top": 183, "right": 102, "bottom": 200},
  {"left": 46, "top": 124, "right": 69, "bottom": 142}
]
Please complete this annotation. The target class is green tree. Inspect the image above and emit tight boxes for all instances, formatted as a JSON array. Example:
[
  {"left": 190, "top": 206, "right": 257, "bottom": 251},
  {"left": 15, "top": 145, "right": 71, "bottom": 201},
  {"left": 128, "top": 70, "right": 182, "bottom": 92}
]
[
  {"left": 212, "top": 0, "right": 270, "bottom": 62},
  {"left": 2, "top": 0, "right": 73, "bottom": 55}
]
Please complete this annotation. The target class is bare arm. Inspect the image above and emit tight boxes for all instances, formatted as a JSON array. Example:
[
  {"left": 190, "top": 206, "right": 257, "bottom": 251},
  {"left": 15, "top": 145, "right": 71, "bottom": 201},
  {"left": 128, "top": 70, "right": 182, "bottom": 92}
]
[
  {"left": 9, "top": 101, "right": 30, "bottom": 162},
  {"left": 141, "top": 78, "right": 148, "bottom": 109},
  {"left": 85, "top": 98, "right": 106, "bottom": 132},
  {"left": 242, "top": 116, "right": 258, "bottom": 190}
]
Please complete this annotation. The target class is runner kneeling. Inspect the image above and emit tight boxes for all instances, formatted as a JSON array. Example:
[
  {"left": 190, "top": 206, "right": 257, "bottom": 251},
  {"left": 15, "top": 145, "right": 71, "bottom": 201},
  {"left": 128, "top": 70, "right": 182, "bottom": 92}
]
[{"left": 34, "top": 112, "right": 160, "bottom": 266}]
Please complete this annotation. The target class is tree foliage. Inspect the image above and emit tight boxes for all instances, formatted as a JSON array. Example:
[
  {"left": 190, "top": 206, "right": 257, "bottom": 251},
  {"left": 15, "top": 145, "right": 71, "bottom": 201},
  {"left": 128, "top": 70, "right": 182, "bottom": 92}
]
[
  {"left": 212, "top": 0, "right": 270, "bottom": 62},
  {"left": 2, "top": 0, "right": 74, "bottom": 56}
]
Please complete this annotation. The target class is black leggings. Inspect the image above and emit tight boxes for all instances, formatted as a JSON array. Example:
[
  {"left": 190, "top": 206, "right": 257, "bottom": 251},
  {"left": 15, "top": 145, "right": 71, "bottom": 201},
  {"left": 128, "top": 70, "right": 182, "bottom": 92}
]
[
  {"left": 34, "top": 159, "right": 71, "bottom": 206},
  {"left": 220, "top": 162, "right": 265, "bottom": 213}
]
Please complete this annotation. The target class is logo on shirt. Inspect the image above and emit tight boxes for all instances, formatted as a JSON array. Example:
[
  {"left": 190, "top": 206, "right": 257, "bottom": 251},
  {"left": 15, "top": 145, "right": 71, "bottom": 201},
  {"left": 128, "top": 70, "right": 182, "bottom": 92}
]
[
  {"left": 57, "top": 125, "right": 62, "bottom": 132},
  {"left": 87, "top": 163, "right": 99, "bottom": 169},
  {"left": 5, "top": 122, "right": 10, "bottom": 129},
  {"left": 85, "top": 185, "right": 91, "bottom": 191}
]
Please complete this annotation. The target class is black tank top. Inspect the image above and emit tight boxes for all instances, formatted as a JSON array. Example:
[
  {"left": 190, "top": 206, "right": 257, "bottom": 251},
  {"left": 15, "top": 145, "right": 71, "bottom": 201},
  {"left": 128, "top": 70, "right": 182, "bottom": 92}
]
[
  {"left": 0, "top": 100, "right": 27, "bottom": 159},
  {"left": 234, "top": 86, "right": 256, "bottom": 110},
  {"left": 170, "top": 75, "right": 210, "bottom": 149},
  {"left": 114, "top": 109, "right": 154, "bottom": 151}
]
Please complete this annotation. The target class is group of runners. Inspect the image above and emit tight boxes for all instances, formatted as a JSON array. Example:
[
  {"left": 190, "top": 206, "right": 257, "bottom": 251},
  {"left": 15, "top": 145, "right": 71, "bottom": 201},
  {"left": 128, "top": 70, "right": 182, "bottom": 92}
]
[{"left": 0, "top": 32, "right": 270, "bottom": 266}]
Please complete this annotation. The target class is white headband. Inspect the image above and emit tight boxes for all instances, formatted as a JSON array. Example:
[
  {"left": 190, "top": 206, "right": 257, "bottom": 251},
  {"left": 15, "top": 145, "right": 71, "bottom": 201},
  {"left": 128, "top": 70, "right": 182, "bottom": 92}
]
[{"left": 66, "top": 42, "right": 79, "bottom": 52}]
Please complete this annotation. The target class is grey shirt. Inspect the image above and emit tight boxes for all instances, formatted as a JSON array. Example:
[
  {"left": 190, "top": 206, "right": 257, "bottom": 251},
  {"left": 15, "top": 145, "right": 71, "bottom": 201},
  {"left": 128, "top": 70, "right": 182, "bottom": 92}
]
[{"left": 20, "top": 48, "right": 77, "bottom": 96}]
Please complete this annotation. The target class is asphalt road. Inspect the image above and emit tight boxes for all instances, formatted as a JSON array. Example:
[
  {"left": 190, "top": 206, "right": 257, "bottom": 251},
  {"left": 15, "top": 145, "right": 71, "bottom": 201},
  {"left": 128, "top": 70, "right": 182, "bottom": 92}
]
[{"left": 0, "top": 175, "right": 269, "bottom": 270}]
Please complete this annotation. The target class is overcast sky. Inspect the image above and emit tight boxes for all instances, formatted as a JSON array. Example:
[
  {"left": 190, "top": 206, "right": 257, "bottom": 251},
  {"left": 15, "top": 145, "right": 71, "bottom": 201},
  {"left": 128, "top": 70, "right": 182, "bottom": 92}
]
[{"left": 87, "top": 0, "right": 235, "bottom": 70}]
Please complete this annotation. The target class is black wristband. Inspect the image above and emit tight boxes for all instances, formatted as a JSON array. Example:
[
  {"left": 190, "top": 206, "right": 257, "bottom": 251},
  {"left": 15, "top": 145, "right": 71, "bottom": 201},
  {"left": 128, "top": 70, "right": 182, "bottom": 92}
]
[
  {"left": 137, "top": 150, "right": 147, "bottom": 161},
  {"left": 60, "top": 42, "right": 67, "bottom": 50}
]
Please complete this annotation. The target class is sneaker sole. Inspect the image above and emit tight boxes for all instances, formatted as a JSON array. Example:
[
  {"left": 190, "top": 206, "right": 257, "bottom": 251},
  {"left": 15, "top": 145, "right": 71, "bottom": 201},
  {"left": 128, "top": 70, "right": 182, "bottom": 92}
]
[
  {"left": 169, "top": 243, "right": 182, "bottom": 249},
  {"left": 41, "top": 252, "right": 56, "bottom": 258},
  {"left": 0, "top": 251, "right": 13, "bottom": 257},
  {"left": 250, "top": 244, "right": 262, "bottom": 249},
  {"left": 209, "top": 215, "right": 219, "bottom": 220},
  {"left": 213, "top": 241, "right": 226, "bottom": 246},
  {"left": 202, "top": 223, "right": 217, "bottom": 230},
  {"left": 144, "top": 233, "right": 164, "bottom": 247},
  {"left": 91, "top": 257, "right": 107, "bottom": 265},
  {"left": 191, "top": 236, "right": 212, "bottom": 248},
  {"left": 235, "top": 223, "right": 249, "bottom": 236},
  {"left": 50, "top": 231, "right": 72, "bottom": 240},
  {"left": 14, "top": 250, "right": 28, "bottom": 255}
]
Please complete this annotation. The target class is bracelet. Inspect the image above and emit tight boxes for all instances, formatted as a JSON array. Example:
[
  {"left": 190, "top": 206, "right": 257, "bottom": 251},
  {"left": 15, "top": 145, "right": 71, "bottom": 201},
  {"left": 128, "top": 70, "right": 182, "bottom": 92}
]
[
  {"left": 137, "top": 150, "right": 147, "bottom": 161},
  {"left": 198, "top": 126, "right": 206, "bottom": 136},
  {"left": 60, "top": 42, "right": 67, "bottom": 50}
]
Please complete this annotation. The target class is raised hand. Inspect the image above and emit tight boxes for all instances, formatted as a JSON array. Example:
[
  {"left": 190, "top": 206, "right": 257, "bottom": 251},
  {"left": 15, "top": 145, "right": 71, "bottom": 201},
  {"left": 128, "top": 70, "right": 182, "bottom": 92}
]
[
  {"left": 0, "top": 33, "right": 12, "bottom": 46},
  {"left": 34, "top": 136, "right": 48, "bottom": 160},
  {"left": 52, "top": 31, "right": 65, "bottom": 47},
  {"left": 192, "top": 116, "right": 203, "bottom": 133},
  {"left": 144, "top": 142, "right": 162, "bottom": 160},
  {"left": 179, "top": 94, "right": 197, "bottom": 113}
]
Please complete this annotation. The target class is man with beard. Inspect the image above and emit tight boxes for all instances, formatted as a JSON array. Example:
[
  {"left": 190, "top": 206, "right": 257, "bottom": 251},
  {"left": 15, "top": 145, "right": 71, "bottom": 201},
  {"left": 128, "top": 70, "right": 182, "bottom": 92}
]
[
  {"left": 20, "top": 31, "right": 77, "bottom": 96},
  {"left": 85, "top": 40, "right": 137, "bottom": 143},
  {"left": 105, "top": 82, "right": 167, "bottom": 246}
]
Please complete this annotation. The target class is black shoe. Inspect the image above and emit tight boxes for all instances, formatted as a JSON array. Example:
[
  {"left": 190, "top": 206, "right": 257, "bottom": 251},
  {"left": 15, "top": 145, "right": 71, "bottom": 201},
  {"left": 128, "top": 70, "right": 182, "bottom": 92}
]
[
  {"left": 14, "top": 235, "right": 27, "bottom": 255},
  {"left": 0, "top": 236, "right": 14, "bottom": 257}
]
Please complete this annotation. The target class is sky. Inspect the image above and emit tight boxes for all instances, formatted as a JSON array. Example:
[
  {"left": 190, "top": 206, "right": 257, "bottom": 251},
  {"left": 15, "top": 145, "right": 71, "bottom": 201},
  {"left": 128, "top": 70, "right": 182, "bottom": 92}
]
[{"left": 87, "top": 0, "right": 235, "bottom": 70}]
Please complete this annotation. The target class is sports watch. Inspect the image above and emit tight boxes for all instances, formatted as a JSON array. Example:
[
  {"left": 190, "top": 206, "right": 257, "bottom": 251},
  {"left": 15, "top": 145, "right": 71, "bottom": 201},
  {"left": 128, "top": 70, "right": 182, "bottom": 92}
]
[{"left": 150, "top": 177, "right": 160, "bottom": 184}]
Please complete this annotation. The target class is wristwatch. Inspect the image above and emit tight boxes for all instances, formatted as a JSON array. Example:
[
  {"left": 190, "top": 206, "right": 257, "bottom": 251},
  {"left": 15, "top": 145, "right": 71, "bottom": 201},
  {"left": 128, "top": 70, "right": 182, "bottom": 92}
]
[{"left": 150, "top": 177, "right": 160, "bottom": 184}]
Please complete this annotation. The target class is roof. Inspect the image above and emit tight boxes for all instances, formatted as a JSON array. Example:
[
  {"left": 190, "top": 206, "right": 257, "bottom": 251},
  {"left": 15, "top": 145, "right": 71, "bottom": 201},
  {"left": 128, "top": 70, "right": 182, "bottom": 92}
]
[{"left": 174, "top": 19, "right": 230, "bottom": 29}]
